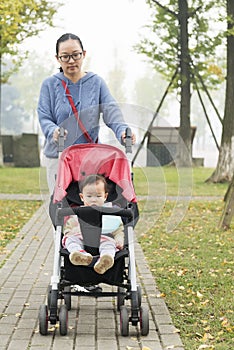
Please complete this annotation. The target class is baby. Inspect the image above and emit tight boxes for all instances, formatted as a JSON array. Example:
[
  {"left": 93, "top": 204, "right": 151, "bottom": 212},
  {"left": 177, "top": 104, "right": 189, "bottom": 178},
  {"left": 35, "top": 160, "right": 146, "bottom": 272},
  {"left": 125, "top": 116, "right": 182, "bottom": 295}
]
[{"left": 62, "top": 174, "right": 124, "bottom": 274}]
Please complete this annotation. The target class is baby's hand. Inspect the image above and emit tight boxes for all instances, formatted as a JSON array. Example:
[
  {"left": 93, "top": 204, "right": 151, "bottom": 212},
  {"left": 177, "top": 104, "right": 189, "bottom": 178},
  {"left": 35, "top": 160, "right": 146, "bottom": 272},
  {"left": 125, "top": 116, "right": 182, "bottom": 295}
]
[
  {"left": 115, "top": 232, "right": 124, "bottom": 250},
  {"left": 116, "top": 241, "right": 124, "bottom": 250}
]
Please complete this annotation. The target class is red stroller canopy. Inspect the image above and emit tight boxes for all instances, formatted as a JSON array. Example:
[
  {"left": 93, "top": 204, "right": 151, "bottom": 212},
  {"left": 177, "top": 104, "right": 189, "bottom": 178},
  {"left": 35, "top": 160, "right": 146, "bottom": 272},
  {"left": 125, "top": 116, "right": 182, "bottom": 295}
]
[{"left": 53, "top": 144, "right": 137, "bottom": 203}]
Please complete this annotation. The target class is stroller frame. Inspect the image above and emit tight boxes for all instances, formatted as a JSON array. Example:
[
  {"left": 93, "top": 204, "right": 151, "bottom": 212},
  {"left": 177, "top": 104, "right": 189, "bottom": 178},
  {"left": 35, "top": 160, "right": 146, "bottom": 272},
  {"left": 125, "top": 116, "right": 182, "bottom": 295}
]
[{"left": 38, "top": 128, "right": 149, "bottom": 337}]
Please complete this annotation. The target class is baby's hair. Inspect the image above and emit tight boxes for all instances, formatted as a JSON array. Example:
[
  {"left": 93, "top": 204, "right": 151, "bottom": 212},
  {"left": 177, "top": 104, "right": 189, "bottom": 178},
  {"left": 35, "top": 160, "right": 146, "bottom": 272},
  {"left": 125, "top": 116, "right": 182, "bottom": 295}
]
[{"left": 79, "top": 174, "right": 108, "bottom": 193}]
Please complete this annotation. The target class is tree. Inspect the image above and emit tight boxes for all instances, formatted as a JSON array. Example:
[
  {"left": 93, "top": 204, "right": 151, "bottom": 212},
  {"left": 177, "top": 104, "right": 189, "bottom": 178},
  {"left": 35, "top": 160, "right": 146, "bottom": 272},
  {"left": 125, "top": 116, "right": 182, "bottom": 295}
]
[
  {"left": 135, "top": 0, "right": 224, "bottom": 166},
  {"left": 0, "top": 0, "right": 61, "bottom": 166},
  {"left": 0, "top": 0, "right": 60, "bottom": 83},
  {"left": 178, "top": 0, "right": 191, "bottom": 166},
  {"left": 207, "top": 0, "right": 234, "bottom": 182},
  {"left": 2, "top": 53, "right": 55, "bottom": 134}
]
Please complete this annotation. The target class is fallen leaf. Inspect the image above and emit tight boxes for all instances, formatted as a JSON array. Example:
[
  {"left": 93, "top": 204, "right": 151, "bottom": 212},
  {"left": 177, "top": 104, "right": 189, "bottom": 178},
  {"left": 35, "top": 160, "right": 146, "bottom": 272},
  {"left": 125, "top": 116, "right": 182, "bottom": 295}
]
[
  {"left": 173, "top": 328, "right": 180, "bottom": 333},
  {"left": 202, "top": 332, "right": 214, "bottom": 341},
  {"left": 197, "top": 291, "right": 203, "bottom": 299}
]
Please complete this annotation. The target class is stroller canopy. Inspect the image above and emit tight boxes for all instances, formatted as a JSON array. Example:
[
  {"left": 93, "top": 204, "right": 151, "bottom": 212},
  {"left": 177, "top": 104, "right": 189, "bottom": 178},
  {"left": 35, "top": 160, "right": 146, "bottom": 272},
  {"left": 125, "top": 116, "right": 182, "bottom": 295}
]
[{"left": 53, "top": 144, "right": 137, "bottom": 203}]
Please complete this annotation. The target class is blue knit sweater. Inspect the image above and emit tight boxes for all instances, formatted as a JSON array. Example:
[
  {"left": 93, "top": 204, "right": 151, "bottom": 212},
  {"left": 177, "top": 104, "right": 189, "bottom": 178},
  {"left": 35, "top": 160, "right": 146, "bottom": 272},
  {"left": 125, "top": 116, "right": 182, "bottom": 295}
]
[{"left": 37, "top": 72, "right": 128, "bottom": 158}]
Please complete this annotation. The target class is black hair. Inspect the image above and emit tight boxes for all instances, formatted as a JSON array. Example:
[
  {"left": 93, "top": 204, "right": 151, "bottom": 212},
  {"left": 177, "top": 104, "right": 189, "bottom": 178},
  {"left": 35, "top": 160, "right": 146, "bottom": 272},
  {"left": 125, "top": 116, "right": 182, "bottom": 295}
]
[
  {"left": 79, "top": 174, "right": 108, "bottom": 193},
  {"left": 56, "top": 33, "right": 84, "bottom": 72}
]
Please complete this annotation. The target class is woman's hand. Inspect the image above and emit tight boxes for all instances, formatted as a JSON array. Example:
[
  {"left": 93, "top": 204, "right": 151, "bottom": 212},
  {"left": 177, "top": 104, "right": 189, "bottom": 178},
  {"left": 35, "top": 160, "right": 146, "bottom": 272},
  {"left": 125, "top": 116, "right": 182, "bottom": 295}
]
[
  {"left": 53, "top": 128, "right": 68, "bottom": 142},
  {"left": 121, "top": 131, "right": 136, "bottom": 145}
]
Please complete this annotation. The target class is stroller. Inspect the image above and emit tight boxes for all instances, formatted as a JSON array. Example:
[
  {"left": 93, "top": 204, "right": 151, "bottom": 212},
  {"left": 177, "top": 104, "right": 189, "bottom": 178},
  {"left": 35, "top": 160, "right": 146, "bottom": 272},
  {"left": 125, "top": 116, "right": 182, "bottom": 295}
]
[{"left": 38, "top": 129, "right": 149, "bottom": 337}]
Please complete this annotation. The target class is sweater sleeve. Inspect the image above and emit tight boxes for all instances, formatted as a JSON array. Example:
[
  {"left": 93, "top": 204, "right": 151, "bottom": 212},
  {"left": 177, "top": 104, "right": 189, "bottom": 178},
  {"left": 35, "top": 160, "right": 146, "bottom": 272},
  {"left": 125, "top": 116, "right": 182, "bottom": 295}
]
[{"left": 37, "top": 79, "right": 58, "bottom": 143}]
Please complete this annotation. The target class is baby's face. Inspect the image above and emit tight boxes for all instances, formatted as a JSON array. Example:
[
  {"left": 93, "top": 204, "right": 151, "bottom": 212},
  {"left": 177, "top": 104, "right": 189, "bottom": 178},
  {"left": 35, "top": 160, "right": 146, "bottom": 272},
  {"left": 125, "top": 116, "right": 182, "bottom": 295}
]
[{"left": 80, "top": 181, "right": 107, "bottom": 206}]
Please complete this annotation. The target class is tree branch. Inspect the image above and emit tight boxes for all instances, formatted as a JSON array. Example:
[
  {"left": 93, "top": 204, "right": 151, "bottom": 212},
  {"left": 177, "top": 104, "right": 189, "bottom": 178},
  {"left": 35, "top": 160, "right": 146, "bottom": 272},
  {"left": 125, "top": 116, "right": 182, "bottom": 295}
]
[
  {"left": 150, "top": 0, "right": 178, "bottom": 18},
  {"left": 188, "top": 5, "right": 202, "bottom": 18}
]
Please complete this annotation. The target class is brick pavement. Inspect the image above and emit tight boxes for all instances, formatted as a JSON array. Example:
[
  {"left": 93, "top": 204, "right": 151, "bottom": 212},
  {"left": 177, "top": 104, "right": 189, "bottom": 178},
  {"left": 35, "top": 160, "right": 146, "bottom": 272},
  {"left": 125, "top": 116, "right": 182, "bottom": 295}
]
[{"left": 0, "top": 196, "right": 185, "bottom": 350}]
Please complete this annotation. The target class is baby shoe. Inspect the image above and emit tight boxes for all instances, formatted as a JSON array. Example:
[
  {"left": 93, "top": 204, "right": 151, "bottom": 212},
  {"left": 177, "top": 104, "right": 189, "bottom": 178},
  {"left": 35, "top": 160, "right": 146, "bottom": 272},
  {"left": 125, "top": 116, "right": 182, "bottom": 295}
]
[
  {"left": 69, "top": 250, "right": 93, "bottom": 266},
  {"left": 94, "top": 254, "right": 114, "bottom": 274}
]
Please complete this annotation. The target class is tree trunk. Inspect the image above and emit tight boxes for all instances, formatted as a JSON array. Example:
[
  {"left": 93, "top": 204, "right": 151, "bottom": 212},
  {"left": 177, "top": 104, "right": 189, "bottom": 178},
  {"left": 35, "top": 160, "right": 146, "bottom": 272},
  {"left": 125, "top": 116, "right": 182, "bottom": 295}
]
[
  {"left": 0, "top": 140, "right": 3, "bottom": 167},
  {"left": 177, "top": 0, "right": 192, "bottom": 167},
  {"left": 219, "top": 174, "right": 234, "bottom": 228},
  {"left": 207, "top": 0, "right": 234, "bottom": 183}
]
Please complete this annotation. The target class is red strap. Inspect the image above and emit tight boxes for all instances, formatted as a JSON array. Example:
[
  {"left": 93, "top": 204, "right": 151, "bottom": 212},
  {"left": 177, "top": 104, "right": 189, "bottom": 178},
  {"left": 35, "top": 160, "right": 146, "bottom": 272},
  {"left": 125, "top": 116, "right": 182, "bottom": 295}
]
[{"left": 61, "top": 80, "right": 93, "bottom": 143}]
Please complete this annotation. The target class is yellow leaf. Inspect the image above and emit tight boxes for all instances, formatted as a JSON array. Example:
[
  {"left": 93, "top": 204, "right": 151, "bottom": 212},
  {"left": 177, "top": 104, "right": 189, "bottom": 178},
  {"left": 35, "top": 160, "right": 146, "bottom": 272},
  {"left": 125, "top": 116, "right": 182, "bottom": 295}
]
[
  {"left": 201, "top": 320, "right": 208, "bottom": 325},
  {"left": 202, "top": 332, "right": 214, "bottom": 341}
]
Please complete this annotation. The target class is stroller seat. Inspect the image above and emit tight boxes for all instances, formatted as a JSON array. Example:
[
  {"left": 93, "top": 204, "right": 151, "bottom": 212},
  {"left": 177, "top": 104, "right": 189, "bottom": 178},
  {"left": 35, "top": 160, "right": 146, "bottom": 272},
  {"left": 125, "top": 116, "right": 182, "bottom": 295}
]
[{"left": 60, "top": 247, "right": 128, "bottom": 285}]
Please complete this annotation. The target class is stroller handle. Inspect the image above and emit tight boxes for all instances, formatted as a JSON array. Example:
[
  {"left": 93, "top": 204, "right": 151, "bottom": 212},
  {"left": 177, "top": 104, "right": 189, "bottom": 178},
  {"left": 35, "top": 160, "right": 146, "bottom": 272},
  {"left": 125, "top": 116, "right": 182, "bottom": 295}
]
[
  {"left": 58, "top": 127, "right": 132, "bottom": 154},
  {"left": 58, "top": 127, "right": 65, "bottom": 154},
  {"left": 125, "top": 127, "right": 132, "bottom": 154}
]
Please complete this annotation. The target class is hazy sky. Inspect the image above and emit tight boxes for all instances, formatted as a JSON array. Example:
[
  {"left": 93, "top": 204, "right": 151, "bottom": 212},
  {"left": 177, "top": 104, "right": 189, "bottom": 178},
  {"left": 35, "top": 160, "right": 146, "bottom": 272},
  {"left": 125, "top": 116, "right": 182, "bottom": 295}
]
[{"left": 25, "top": 0, "right": 152, "bottom": 85}]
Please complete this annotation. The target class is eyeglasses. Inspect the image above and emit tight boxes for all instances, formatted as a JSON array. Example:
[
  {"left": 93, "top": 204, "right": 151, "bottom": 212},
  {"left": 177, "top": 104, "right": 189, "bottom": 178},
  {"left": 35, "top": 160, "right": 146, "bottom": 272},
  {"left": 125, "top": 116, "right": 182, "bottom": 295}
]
[{"left": 59, "top": 52, "right": 83, "bottom": 62}]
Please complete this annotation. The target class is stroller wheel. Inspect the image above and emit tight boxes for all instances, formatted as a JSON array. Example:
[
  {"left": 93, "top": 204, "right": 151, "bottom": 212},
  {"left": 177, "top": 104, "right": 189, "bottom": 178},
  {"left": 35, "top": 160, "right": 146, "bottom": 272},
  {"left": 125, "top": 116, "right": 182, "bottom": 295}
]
[
  {"left": 63, "top": 286, "right": 71, "bottom": 311},
  {"left": 120, "top": 306, "right": 129, "bottom": 336},
  {"left": 38, "top": 304, "right": 48, "bottom": 335},
  {"left": 140, "top": 306, "right": 149, "bottom": 336},
  {"left": 59, "top": 304, "right": 68, "bottom": 336},
  {"left": 117, "top": 286, "right": 125, "bottom": 311}
]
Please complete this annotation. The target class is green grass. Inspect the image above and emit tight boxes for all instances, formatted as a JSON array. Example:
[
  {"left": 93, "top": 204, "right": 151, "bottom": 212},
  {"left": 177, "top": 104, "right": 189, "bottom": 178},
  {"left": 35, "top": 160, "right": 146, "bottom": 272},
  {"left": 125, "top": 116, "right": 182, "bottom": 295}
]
[
  {"left": 0, "top": 167, "right": 47, "bottom": 194},
  {"left": 137, "top": 200, "right": 234, "bottom": 349},
  {"left": 0, "top": 167, "right": 45, "bottom": 258},
  {"left": 133, "top": 167, "right": 228, "bottom": 197},
  {"left": 0, "top": 200, "right": 42, "bottom": 256}
]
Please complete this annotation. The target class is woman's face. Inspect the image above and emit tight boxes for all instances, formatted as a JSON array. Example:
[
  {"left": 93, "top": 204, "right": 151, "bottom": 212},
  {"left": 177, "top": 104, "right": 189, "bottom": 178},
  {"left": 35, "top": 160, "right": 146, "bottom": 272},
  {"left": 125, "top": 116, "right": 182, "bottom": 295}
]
[{"left": 56, "top": 38, "right": 86, "bottom": 77}]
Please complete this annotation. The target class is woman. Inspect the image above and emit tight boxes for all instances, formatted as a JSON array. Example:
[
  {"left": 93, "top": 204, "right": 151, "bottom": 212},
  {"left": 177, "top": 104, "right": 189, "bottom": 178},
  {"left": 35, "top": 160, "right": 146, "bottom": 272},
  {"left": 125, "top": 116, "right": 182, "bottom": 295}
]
[{"left": 38, "top": 33, "right": 135, "bottom": 194}]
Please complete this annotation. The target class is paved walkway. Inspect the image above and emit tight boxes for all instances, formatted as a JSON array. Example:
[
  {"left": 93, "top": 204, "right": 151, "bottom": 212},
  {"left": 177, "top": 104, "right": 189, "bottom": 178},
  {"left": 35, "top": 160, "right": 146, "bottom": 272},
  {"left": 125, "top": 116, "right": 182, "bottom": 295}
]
[{"left": 0, "top": 195, "right": 184, "bottom": 350}]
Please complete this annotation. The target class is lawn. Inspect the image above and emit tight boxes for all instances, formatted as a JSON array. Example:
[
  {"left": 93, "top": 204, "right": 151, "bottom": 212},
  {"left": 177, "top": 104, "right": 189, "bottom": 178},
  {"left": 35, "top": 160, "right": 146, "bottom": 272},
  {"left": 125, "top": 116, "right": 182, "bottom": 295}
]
[
  {"left": 0, "top": 167, "right": 47, "bottom": 194},
  {"left": 0, "top": 199, "right": 42, "bottom": 259},
  {"left": 137, "top": 199, "right": 234, "bottom": 350},
  {"left": 0, "top": 167, "right": 45, "bottom": 258},
  {"left": 0, "top": 166, "right": 233, "bottom": 349}
]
